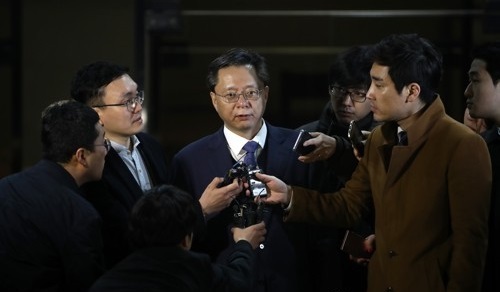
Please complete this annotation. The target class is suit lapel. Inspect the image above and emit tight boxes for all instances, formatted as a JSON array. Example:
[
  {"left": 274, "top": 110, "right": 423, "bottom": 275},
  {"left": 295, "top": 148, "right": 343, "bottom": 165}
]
[
  {"left": 208, "top": 129, "right": 237, "bottom": 174},
  {"left": 382, "top": 97, "right": 445, "bottom": 188},
  {"left": 104, "top": 149, "right": 143, "bottom": 201},
  {"left": 261, "top": 124, "right": 291, "bottom": 174},
  {"left": 385, "top": 139, "right": 425, "bottom": 188}
]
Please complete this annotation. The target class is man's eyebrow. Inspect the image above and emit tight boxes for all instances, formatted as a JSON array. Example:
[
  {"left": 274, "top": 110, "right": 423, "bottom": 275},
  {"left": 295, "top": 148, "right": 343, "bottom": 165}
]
[{"left": 122, "top": 91, "right": 137, "bottom": 98}]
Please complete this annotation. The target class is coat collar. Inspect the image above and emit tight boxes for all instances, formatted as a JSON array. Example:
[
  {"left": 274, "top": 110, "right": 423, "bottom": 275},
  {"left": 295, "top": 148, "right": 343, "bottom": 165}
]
[
  {"left": 378, "top": 96, "right": 446, "bottom": 187},
  {"left": 38, "top": 159, "right": 80, "bottom": 191},
  {"left": 481, "top": 126, "right": 500, "bottom": 143},
  {"left": 205, "top": 122, "right": 291, "bottom": 172}
]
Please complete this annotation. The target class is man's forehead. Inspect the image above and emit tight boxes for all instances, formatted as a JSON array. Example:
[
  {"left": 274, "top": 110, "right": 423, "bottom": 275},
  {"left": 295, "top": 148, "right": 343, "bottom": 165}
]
[
  {"left": 370, "top": 64, "right": 390, "bottom": 80},
  {"left": 469, "top": 59, "right": 487, "bottom": 75},
  {"left": 103, "top": 75, "right": 137, "bottom": 95}
]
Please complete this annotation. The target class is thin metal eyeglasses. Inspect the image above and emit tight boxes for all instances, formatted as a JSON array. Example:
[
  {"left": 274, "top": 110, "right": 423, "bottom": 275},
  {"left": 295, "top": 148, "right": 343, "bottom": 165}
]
[
  {"left": 92, "top": 91, "right": 144, "bottom": 112},
  {"left": 329, "top": 85, "right": 367, "bottom": 103},
  {"left": 94, "top": 138, "right": 111, "bottom": 152},
  {"left": 213, "top": 88, "right": 262, "bottom": 103}
]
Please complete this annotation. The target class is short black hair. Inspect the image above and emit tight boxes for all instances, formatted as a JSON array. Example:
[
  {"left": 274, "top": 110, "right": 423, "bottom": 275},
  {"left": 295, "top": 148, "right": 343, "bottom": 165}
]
[
  {"left": 371, "top": 33, "right": 443, "bottom": 103},
  {"left": 70, "top": 61, "right": 129, "bottom": 106},
  {"left": 128, "top": 184, "right": 197, "bottom": 249},
  {"left": 472, "top": 42, "right": 500, "bottom": 85},
  {"left": 206, "top": 48, "right": 270, "bottom": 92},
  {"left": 41, "top": 100, "right": 100, "bottom": 163},
  {"left": 328, "top": 45, "right": 373, "bottom": 90}
]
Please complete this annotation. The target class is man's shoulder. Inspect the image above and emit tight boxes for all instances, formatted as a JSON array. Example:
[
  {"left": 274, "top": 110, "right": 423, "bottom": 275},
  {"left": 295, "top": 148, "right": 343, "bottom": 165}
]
[
  {"left": 136, "top": 132, "right": 163, "bottom": 147},
  {"left": 265, "top": 122, "right": 297, "bottom": 135},
  {"left": 130, "top": 246, "right": 213, "bottom": 271},
  {"left": 0, "top": 162, "right": 59, "bottom": 193},
  {"left": 481, "top": 127, "right": 500, "bottom": 144},
  {"left": 295, "top": 120, "right": 319, "bottom": 132},
  {"left": 266, "top": 123, "right": 301, "bottom": 145},
  {"left": 438, "top": 116, "right": 480, "bottom": 137},
  {"left": 0, "top": 168, "right": 95, "bottom": 215},
  {"left": 175, "top": 130, "right": 223, "bottom": 156}
]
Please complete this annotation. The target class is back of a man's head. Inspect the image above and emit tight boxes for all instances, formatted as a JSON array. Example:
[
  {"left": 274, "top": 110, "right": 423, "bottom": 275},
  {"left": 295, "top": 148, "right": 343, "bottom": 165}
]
[
  {"left": 128, "top": 184, "right": 197, "bottom": 250},
  {"left": 70, "top": 61, "right": 129, "bottom": 105},
  {"left": 41, "top": 100, "right": 99, "bottom": 163}
]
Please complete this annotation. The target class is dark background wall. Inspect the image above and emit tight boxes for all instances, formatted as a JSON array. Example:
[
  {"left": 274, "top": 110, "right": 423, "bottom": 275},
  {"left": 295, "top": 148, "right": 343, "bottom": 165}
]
[{"left": 1, "top": 0, "right": 499, "bottom": 177}]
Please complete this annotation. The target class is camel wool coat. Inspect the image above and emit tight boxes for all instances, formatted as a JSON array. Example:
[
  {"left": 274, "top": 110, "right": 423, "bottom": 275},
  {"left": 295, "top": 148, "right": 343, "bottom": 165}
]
[{"left": 287, "top": 97, "right": 491, "bottom": 292}]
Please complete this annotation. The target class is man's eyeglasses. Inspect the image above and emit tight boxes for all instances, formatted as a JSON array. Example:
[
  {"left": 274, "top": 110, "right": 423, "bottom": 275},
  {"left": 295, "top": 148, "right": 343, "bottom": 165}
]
[
  {"left": 94, "top": 138, "right": 111, "bottom": 152},
  {"left": 329, "top": 85, "right": 367, "bottom": 103},
  {"left": 213, "top": 88, "right": 262, "bottom": 103},
  {"left": 92, "top": 91, "right": 144, "bottom": 112}
]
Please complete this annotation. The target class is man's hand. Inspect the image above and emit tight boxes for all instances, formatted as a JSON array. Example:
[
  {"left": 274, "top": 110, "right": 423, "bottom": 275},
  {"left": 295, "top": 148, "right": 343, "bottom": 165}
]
[
  {"left": 350, "top": 234, "right": 375, "bottom": 266},
  {"left": 232, "top": 221, "right": 267, "bottom": 250},
  {"left": 199, "top": 177, "right": 242, "bottom": 216},
  {"left": 352, "top": 130, "right": 371, "bottom": 161},
  {"left": 298, "top": 132, "right": 336, "bottom": 163},
  {"left": 254, "top": 172, "right": 290, "bottom": 205}
]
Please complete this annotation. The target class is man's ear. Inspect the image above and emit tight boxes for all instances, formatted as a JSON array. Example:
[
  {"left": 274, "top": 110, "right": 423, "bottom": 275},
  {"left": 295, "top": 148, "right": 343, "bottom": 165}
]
[
  {"left": 75, "top": 148, "right": 89, "bottom": 167},
  {"left": 180, "top": 232, "right": 193, "bottom": 250},
  {"left": 210, "top": 91, "right": 217, "bottom": 106},
  {"left": 406, "top": 83, "right": 421, "bottom": 102},
  {"left": 261, "top": 86, "right": 270, "bottom": 102},
  {"left": 92, "top": 108, "right": 105, "bottom": 126}
]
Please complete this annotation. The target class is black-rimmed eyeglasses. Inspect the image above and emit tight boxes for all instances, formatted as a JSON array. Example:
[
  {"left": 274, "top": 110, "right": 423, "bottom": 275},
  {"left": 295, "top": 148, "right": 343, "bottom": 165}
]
[
  {"left": 213, "top": 88, "right": 262, "bottom": 103},
  {"left": 94, "top": 138, "right": 111, "bottom": 152},
  {"left": 329, "top": 85, "right": 367, "bottom": 103},
  {"left": 92, "top": 91, "right": 144, "bottom": 112}
]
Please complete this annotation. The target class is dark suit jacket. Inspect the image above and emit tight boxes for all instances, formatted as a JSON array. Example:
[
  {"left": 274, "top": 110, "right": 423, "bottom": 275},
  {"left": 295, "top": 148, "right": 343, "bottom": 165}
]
[
  {"left": 89, "top": 241, "right": 255, "bottom": 292},
  {"left": 169, "top": 122, "right": 312, "bottom": 292},
  {"left": 0, "top": 160, "right": 105, "bottom": 291},
  {"left": 299, "top": 102, "right": 379, "bottom": 192},
  {"left": 81, "top": 132, "right": 170, "bottom": 268},
  {"left": 481, "top": 128, "right": 500, "bottom": 292}
]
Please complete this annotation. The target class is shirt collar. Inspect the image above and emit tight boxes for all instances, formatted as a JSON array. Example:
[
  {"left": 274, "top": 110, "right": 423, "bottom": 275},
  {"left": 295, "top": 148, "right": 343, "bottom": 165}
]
[
  {"left": 109, "top": 135, "right": 141, "bottom": 154},
  {"left": 224, "top": 120, "right": 267, "bottom": 157}
]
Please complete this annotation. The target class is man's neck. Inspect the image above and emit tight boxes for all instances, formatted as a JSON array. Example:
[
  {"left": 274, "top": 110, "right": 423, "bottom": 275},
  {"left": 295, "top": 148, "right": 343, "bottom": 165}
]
[
  {"left": 225, "top": 119, "right": 263, "bottom": 140},
  {"left": 398, "top": 100, "right": 427, "bottom": 130},
  {"left": 108, "top": 135, "right": 133, "bottom": 150}
]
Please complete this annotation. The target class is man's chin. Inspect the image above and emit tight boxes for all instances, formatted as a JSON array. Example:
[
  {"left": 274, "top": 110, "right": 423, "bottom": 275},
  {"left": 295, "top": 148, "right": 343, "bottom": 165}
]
[
  {"left": 131, "top": 122, "right": 145, "bottom": 134},
  {"left": 339, "top": 118, "right": 353, "bottom": 125}
]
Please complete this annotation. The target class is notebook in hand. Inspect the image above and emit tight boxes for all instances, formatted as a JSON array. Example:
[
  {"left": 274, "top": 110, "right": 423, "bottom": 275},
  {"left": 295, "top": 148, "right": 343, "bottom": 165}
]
[{"left": 340, "top": 230, "right": 371, "bottom": 258}]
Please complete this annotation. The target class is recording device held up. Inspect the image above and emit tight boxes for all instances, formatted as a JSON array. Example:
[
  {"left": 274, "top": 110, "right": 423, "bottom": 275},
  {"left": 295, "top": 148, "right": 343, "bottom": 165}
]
[
  {"left": 348, "top": 120, "right": 365, "bottom": 157},
  {"left": 219, "top": 162, "right": 267, "bottom": 198},
  {"left": 293, "top": 129, "right": 316, "bottom": 156},
  {"left": 340, "top": 230, "right": 372, "bottom": 258},
  {"left": 219, "top": 161, "right": 269, "bottom": 228}
]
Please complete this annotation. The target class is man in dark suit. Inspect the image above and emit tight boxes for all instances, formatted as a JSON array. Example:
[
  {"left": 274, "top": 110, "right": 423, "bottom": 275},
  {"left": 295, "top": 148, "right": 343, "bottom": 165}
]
[
  {"left": 297, "top": 45, "right": 378, "bottom": 292},
  {"left": 0, "top": 100, "right": 107, "bottom": 291},
  {"left": 70, "top": 61, "right": 172, "bottom": 267},
  {"left": 89, "top": 184, "right": 266, "bottom": 292},
  {"left": 71, "top": 61, "right": 242, "bottom": 268},
  {"left": 464, "top": 41, "right": 500, "bottom": 292},
  {"left": 169, "top": 48, "right": 313, "bottom": 292}
]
